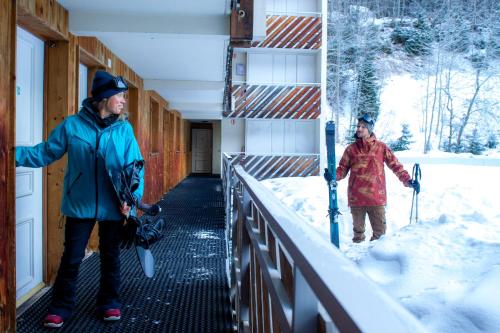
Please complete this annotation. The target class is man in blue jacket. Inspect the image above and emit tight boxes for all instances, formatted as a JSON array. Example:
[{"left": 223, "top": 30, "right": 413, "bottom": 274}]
[{"left": 16, "top": 71, "right": 143, "bottom": 328}]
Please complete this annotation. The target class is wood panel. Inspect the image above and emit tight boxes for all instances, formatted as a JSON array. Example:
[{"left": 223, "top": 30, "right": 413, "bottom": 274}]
[
  {"left": 0, "top": 1, "right": 17, "bottom": 330},
  {"left": 168, "top": 112, "right": 176, "bottom": 189},
  {"left": 17, "top": 0, "right": 69, "bottom": 41},
  {"left": 180, "top": 119, "right": 191, "bottom": 179},
  {"left": 162, "top": 108, "right": 171, "bottom": 193},
  {"left": 45, "top": 35, "right": 79, "bottom": 283},
  {"left": 78, "top": 36, "right": 106, "bottom": 68},
  {"left": 140, "top": 91, "right": 170, "bottom": 204},
  {"left": 230, "top": 0, "right": 253, "bottom": 47}
]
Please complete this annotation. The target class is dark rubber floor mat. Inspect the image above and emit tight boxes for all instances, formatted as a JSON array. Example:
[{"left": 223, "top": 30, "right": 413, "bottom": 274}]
[{"left": 17, "top": 176, "right": 233, "bottom": 333}]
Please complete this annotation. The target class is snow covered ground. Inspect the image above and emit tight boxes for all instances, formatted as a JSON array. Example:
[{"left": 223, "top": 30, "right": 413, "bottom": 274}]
[{"left": 261, "top": 154, "right": 500, "bottom": 333}]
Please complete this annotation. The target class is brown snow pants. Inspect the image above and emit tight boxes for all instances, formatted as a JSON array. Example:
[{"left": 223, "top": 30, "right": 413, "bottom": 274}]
[{"left": 350, "top": 206, "right": 386, "bottom": 242}]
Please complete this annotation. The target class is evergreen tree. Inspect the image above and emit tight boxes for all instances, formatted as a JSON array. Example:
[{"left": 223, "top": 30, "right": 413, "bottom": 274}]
[
  {"left": 356, "top": 54, "right": 380, "bottom": 121},
  {"left": 391, "top": 15, "right": 433, "bottom": 56},
  {"left": 390, "top": 124, "right": 414, "bottom": 151},
  {"left": 446, "top": 14, "right": 471, "bottom": 53},
  {"left": 345, "top": 123, "right": 357, "bottom": 144},
  {"left": 486, "top": 133, "right": 498, "bottom": 149},
  {"left": 468, "top": 129, "right": 486, "bottom": 155}
]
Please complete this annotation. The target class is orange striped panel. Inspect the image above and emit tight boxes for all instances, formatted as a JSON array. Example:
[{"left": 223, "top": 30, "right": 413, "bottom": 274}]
[
  {"left": 253, "top": 15, "right": 322, "bottom": 49},
  {"left": 224, "top": 84, "right": 320, "bottom": 119}
]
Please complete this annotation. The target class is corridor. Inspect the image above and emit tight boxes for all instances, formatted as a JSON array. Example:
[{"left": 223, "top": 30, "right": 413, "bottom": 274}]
[{"left": 17, "top": 176, "right": 233, "bottom": 333}]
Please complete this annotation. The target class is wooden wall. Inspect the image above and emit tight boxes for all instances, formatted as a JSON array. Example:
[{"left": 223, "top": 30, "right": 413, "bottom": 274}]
[
  {"left": 0, "top": 1, "right": 17, "bottom": 331},
  {"left": 0, "top": 0, "right": 191, "bottom": 327}
]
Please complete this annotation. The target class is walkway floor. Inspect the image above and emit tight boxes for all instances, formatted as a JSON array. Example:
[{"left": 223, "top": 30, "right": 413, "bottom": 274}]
[{"left": 17, "top": 176, "right": 234, "bottom": 332}]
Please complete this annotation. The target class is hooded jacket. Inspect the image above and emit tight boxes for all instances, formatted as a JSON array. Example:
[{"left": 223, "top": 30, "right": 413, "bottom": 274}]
[
  {"left": 16, "top": 98, "right": 143, "bottom": 221},
  {"left": 336, "top": 133, "right": 410, "bottom": 207}
]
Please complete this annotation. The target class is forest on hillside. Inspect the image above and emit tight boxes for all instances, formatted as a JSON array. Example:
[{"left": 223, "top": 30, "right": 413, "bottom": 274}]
[{"left": 327, "top": 0, "right": 499, "bottom": 154}]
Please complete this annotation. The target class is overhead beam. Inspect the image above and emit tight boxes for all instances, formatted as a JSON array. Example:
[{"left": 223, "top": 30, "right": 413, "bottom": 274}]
[
  {"left": 180, "top": 110, "right": 223, "bottom": 120},
  {"left": 170, "top": 102, "right": 223, "bottom": 112},
  {"left": 144, "top": 80, "right": 224, "bottom": 91},
  {"left": 69, "top": 12, "right": 229, "bottom": 37}
]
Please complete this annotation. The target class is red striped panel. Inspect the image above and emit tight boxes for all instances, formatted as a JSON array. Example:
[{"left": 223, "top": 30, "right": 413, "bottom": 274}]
[
  {"left": 224, "top": 84, "right": 320, "bottom": 119},
  {"left": 253, "top": 15, "right": 322, "bottom": 49},
  {"left": 227, "top": 154, "right": 320, "bottom": 180}
]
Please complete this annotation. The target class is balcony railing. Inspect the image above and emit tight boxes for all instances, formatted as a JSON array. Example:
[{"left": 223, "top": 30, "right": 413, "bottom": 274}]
[
  {"left": 225, "top": 84, "right": 320, "bottom": 119},
  {"left": 222, "top": 154, "right": 427, "bottom": 333},
  {"left": 252, "top": 15, "right": 322, "bottom": 49}
]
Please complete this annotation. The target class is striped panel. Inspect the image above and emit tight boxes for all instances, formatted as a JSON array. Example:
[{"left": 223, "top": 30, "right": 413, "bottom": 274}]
[
  {"left": 224, "top": 84, "right": 320, "bottom": 119},
  {"left": 228, "top": 154, "right": 320, "bottom": 180},
  {"left": 252, "top": 15, "right": 322, "bottom": 49}
]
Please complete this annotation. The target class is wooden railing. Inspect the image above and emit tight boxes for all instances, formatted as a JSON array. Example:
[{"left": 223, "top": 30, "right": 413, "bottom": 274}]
[{"left": 222, "top": 156, "right": 426, "bottom": 333}]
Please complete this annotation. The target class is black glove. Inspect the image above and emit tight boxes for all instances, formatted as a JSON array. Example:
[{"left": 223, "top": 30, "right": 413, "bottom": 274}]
[
  {"left": 324, "top": 168, "right": 333, "bottom": 182},
  {"left": 324, "top": 168, "right": 338, "bottom": 187},
  {"left": 121, "top": 216, "right": 140, "bottom": 249},
  {"left": 408, "top": 180, "right": 420, "bottom": 194}
]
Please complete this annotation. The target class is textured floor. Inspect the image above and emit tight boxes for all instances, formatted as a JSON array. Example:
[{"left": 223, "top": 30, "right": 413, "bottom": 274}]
[{"left": 17, "top": 176, "right": 233, "bottom": 333}]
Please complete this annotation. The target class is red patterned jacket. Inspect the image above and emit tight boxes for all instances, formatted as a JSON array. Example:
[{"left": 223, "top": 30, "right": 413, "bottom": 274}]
[{"left": 336, "top": 134, "right": 411, "bottom": 207}]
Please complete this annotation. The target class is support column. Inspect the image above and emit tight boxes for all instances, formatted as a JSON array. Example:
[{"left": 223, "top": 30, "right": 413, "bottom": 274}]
[
  {"left": 45, "top": 36, "right": 78, "bottom": 283},
  {"left": 0, "top": 0, "right": 17, "bottom": 330}
]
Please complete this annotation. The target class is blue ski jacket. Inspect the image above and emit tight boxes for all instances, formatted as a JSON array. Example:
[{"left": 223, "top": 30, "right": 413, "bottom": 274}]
[{"left": 16, "top": 100, "right": 144, "bottom": 221}]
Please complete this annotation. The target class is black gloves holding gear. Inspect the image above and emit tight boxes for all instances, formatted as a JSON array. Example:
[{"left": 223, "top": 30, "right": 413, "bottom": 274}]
[
  {"left": 324, "top": 168, "right": 337, "bottom": 187},
  {"left": 406, "top": 179, "right": 420, "bottom": 194}
]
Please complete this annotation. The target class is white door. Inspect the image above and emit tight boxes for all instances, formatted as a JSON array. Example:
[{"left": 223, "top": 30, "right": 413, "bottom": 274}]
[
  {"left": 192, "top": 129, "right": 212, "bottom": 173},
  {"left": 15, "top": 27, "right": 44, "bottom": 302}
]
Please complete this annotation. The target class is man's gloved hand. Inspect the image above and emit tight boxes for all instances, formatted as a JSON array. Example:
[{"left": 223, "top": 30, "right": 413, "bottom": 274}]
[
  {"left": 324, "top": 168, "right": 337, "bottom": 187},
  {"left": 121, "top": 216, "right": 140, "bottom": 249},
  {"left": 324, "top": 168, "right": 332, "bottom": 182},
  {"left": 406, "top": 180, "right": 420, "bottom": 194}
]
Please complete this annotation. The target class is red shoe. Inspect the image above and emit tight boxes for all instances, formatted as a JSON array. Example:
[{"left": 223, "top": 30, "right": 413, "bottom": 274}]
[
  {"left": 103, "top": 308, "right": 121, "bottom": 321},
  {"left": 43, "top": 314, "right": 64, "bottom": 328}
]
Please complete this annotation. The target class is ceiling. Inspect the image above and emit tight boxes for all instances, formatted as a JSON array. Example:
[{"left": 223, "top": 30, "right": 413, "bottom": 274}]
[{"left": 57, "top": 0, "right": 231, "bottom": 120}]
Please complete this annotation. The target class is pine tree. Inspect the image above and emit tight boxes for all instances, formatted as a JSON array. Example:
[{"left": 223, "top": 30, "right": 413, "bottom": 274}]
[
  {"left": 356, "top": 54, "right": 380, "bottom": 121},
  {"left": 391, "top": 124, "right": 414, "bottom": 151},
  {"left": 345, "top": 123, "right": 357, "bottom": 144},
  {"left": 391, "top": 14, "right": 433, "bottom": 56},
  {"left": 468, "top": 129, "right": 486, "bottom": 155},
  {"left": 486, "top": 133, "right": 498, "bottom": 149}
]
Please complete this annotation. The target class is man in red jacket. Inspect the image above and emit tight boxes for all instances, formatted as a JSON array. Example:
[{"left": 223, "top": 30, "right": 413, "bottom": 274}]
[{"left": 336, "top": 114, "right": 415, "bottom": 242}]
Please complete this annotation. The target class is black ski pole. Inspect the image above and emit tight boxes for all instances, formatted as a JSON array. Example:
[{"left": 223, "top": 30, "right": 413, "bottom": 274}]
[{"left": 409, "top": 163, "right": 421, "bottom": 224}]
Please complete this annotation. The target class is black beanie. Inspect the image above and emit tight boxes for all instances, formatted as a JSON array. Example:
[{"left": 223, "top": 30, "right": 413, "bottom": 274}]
[{"left": 91, "top": 71, "right": 128, "bottom": 101}]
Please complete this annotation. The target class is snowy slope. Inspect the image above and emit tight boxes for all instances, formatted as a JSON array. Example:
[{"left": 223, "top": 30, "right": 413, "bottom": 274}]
[{"left": 261, "top": 158, "right": 500, "bottom": 333}]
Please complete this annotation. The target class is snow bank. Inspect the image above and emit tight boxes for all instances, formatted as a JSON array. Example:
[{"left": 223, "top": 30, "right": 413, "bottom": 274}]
[{"left": 261, "top": 160, "right": 500, "bottom": 332}]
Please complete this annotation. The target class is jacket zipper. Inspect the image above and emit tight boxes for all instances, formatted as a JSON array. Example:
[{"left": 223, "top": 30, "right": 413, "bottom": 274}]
[
  {"left": 66, "top": 172, "right": 83, "bottom": 195},
  {"left": 95, "top": 130, "right": 102, "bottom": 219}
]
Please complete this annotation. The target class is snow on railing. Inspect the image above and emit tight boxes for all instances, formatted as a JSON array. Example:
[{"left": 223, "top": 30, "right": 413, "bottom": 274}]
[{"left": 222, "top": 155, "right": 426, "bottom": 333}]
